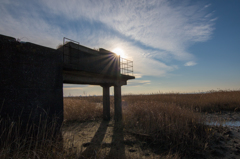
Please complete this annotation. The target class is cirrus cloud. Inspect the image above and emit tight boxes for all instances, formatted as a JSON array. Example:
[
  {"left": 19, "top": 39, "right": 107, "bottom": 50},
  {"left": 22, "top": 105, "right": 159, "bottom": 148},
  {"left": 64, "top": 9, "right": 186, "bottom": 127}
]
[{"left": 0, "top": 0, "right": 215, "bottom": 78}]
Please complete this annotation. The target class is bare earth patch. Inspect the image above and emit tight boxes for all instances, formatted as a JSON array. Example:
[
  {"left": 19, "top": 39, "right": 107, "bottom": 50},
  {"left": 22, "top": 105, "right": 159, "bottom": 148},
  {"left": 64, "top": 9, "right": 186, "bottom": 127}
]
[{"left": 62, "top": 120, "right": 177, "bottom": 159}]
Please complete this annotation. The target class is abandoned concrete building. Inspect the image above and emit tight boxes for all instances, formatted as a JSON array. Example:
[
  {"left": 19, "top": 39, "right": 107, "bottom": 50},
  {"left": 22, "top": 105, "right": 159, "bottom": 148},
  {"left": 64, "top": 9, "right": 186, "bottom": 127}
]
[{"left": 0, "top": 34, "right": 135, "bottom": 135}]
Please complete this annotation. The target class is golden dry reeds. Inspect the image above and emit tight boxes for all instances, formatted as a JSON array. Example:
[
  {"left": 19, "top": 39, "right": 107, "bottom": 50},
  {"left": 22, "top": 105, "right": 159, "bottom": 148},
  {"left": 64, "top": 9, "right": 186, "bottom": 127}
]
[
  {"left": 1, "top": 90, "right": 239, "bottom": 158},
  {"left": 0, "top": 118, "right": 63, "bottom": 159},
  {"left": 123, "top": 101, "right": 207, "bottom": 156},
  {"left": 64, "top": 97, "right": 114, "bottom": 122},
  {"left": 123, "top": 90, "right": 240, "bottom": 112},
  {"left": 120, "top": 90, "right": 240, "bottom": 156}
]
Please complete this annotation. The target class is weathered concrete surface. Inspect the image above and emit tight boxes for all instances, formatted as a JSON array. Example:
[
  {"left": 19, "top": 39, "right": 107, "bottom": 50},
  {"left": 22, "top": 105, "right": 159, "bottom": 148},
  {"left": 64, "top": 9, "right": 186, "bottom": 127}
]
[
  {"left": 0, "top": 34, "right": 63, "bottom": 135},
  {"left": 60, "top": 41, "right": 134, "bottom": 121},
  {"left": 0, "top": 33, "right": 135, "bottom": 130},
  {"left": 102, "top": 85, "right": 110, "bottom": 120},
  {"left": 60, "top": 42, "right": 120, "bottom": 76},
  {"left": 63, "top": 70, "right": 132, "bottom": 86},
  {"left": 114, "top": 84, "right": 122, "bottom": 121}
]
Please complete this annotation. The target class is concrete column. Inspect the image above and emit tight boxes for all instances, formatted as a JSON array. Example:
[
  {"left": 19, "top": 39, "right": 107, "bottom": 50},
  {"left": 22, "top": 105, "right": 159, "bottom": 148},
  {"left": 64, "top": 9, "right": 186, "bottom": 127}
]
[
  {"left": 114, "top": 84, "right": 122, "bottom": 121},
  {"left": 102, "top": 85, "right": 110, "bottom": 120}
]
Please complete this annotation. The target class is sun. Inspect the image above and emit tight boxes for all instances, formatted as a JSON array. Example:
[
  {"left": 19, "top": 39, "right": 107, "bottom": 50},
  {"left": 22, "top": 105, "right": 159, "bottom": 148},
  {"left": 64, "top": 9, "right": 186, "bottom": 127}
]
[{"left": 112, "top": 48, "right": 126, "bottom": 58}]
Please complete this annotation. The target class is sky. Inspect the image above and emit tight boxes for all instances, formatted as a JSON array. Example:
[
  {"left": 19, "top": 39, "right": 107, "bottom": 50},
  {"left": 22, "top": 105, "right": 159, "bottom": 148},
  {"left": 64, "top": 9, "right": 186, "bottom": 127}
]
[{"left": 1, "top": 0, "right": 240, "bottom": 96}]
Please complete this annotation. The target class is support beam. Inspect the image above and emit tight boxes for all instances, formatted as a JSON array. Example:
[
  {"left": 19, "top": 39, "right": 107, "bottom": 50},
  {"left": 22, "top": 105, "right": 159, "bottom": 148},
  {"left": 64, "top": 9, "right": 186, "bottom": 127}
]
[
  {"left": 63, "top": 70, "right": 127, "bottom": 86},
  {"left": 102, "top": 85, "right": 110, "bottom": 120},
  {"left": 114, "top": 84, "right": 122, "bottom": 121}
]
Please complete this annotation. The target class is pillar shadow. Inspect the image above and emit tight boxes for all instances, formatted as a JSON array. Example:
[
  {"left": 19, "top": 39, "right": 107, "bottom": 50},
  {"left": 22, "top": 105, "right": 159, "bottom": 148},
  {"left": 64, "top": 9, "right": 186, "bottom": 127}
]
[
  {"left": 106, "top": 120, "right": 126, "bottom": 159},
  {"left": 78, "top": 120, "right": 126, "bottom": 159},
  {"left": 79, "top": 120, "right": 109, "bottom": 159}
]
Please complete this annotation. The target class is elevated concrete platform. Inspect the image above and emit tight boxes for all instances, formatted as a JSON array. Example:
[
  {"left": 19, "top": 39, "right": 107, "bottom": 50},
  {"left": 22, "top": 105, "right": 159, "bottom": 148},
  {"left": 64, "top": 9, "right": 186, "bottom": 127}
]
[
  {"left": 0, "top": 34, "right": 135, "bottom": 138},
  {"left": 63, "top": 69, "right": 134, "bottom": 121},
  {"left": 63, "top": 70, "right": 134, "bottom": 86},
  {"left": 59, "top": 40, "right": 135, "bottom": 121}
]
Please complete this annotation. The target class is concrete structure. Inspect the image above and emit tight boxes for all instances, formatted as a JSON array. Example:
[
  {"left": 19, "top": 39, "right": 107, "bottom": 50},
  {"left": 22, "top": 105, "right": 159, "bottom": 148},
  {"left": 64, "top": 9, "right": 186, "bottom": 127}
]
[
  {"left": 0, "top": 34, "right": 134, "bottom": 136},
  {"left": 0, "top": 34, "right": 63, "bottom": 136},
  {"left": 59, "top": 39, "right": 135, "bottom": 121}
]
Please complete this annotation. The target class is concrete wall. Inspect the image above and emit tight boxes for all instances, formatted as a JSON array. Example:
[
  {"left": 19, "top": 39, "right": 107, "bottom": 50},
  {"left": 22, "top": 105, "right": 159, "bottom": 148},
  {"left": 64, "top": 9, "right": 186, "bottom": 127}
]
[
  {"left": 0, "top": 34, "right": 63, "bottom": 135},
  {"left": 61, "top": 42, "right": 119, "bottom": 76}
]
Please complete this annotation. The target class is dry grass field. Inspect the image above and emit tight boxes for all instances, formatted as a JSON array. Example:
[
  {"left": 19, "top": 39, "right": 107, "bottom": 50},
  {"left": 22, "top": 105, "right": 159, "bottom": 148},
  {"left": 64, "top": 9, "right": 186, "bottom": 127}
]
[
  {"left": 62, "top": 90, "right": 240, "bottom": 158},
  {"left": 1, "top": 90, "right": 240, "bottom": 158}
]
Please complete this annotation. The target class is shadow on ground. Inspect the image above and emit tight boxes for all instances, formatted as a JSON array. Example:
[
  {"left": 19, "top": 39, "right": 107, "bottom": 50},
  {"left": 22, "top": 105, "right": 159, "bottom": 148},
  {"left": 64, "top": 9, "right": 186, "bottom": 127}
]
[{"left": 79, "top": 120, "right": 126, "bottom": 159}]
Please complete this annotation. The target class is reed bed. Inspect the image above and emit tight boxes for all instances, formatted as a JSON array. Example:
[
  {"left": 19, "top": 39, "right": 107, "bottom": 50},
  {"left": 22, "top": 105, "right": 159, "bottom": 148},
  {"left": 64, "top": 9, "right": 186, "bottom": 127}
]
[
  {"left": 120, "top": 90, "right": 240, "bottom": 156},
  {"left": 123, "top": 101, "right": 207, "bottom": 156},
  {"left": 64, "top": 98, "right": 102, "bottom": 121},
  {"left": 123, "top": 90, "right": 240, "bottom": 112},
  {"left": 0, "top": 118, "right": 63, "bottom": 159},
  {"left": 63, "top": 97, "right": 114, "bottom": 122},
  {"left": 63, "top": 90, "right": 240, "bottom": 157},
  {"left": 1, "top": 90, "right": 239, "bottom": 158}
]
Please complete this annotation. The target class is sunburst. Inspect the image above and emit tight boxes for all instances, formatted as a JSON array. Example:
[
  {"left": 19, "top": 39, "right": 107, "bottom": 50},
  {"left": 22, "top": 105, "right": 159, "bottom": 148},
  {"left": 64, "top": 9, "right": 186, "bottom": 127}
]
[{"left": 112, "top": 48, "right": 126, "bottom": 58}]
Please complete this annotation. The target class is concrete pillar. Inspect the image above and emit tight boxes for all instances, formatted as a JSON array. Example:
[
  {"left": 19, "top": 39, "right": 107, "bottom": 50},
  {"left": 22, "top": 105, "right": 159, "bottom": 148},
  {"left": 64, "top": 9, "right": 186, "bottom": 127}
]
[
  {"left": 114, "top": 84, "right": 122, "bottom": 121},
  {"left": 102, "top": 85, "right": 110, "bottom": 120}
]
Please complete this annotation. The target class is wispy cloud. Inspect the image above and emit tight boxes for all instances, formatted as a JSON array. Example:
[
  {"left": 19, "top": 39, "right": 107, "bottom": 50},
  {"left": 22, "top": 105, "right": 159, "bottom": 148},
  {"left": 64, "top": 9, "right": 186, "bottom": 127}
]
[
  {"left": 127, "top": 80, "right": 151, "bottom": 87},
  {"left": 184, "top": 61, "right": 197, "bottom": 66},
  {"left": 63, "top": 84, "right": 89, "bottom": 90},
  {"left": 0, "top": 0, "right": 215, "bottom": 77},
  {"left": 41, "top": 0, "right": 215, "bottom": 58}
]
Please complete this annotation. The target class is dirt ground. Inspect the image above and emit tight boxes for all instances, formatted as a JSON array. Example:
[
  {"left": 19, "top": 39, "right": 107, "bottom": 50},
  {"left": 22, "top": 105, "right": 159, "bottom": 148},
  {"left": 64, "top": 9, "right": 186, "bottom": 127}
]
[{"left": 62, "top": 112, "right": 240, "bottom": 159}]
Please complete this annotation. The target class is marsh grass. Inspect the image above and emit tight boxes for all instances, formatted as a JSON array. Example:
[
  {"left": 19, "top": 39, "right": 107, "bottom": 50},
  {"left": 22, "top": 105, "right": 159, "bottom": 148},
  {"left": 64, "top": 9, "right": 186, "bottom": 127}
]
[
  {"left": 123, "top": 90, "right": 240, "bottom": 112},
  {"left": 0, "top": 118, "right": 63, "bottom": 159},
  {"left": 1, "top": 90, "right": 239, "bottom": 158},
  {"left": 64, "top": 97, "right": 114, "bottom": 122},
  {"left": 123, "top": 101, "right": 207, "bottom": 156},
  {"left": 120, "top": 90, "right": 240, "bottom": 156},
  {"left": 66, "top": 90, "right": 239, "bottom": 157}
]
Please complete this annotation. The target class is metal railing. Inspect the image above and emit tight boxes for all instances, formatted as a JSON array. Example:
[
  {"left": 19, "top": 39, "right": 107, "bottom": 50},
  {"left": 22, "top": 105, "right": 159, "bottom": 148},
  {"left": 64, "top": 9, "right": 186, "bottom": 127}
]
[
  {"left": 63, "top": 37, "right": 80, "bottom": 46},
  {"left": 120, "top": 57, "right": 133, "bottom": 76},
  {"left": 62, "top": 37, "right": 81, "bottom": 66}
]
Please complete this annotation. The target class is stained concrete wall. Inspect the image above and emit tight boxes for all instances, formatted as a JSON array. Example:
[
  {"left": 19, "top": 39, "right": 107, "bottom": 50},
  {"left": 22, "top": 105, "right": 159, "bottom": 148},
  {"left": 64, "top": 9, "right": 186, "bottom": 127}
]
[{"left": 0, "top": 34, "right": 63, "bottom": 135}]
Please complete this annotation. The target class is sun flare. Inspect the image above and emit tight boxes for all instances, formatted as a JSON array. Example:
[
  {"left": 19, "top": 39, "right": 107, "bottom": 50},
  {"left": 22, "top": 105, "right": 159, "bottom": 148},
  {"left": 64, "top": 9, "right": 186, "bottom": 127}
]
[{"left": 112, "top": 48, "right": 126, "bottom": 58}]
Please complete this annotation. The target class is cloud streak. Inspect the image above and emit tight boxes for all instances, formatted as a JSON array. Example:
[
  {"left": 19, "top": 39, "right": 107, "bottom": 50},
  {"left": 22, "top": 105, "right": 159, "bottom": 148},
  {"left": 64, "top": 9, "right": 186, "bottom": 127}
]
[
  {"left": 63, "top": 84, "right": 89, "bottom": 90},
  {"left": 127, "top": 80, "right": 151, "bottom": 87},
  {"left": 184, "top": 61, "right": 197, "bottom": 66},
  {"left": 41, "top": 0, "right": 215, "bottom": 59}
]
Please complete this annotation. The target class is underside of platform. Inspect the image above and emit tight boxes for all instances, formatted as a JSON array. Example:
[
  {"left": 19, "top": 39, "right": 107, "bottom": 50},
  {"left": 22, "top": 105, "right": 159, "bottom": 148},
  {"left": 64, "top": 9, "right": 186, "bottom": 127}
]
[
  {"left": 63, "top": 70, "right": 135, "bottom": 121},
  {"left": 63, "top": 70, "right": 134, "bottom": 86}
]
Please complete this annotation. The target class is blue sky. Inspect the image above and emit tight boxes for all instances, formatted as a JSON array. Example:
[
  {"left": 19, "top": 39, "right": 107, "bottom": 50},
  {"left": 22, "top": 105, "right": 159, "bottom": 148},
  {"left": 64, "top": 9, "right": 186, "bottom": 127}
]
[{"left": 1, "top": 0, "right": 239, "bottom": 96}]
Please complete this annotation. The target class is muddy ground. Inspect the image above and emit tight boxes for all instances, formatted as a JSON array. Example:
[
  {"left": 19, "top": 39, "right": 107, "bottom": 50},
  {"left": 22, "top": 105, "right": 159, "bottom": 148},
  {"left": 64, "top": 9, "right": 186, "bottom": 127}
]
[
  {"left": 62, "top": 112, "right": 240, "bottom": 159},
  {"left": 202, "top": 111, "right": 240, "bottom": 159}
]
